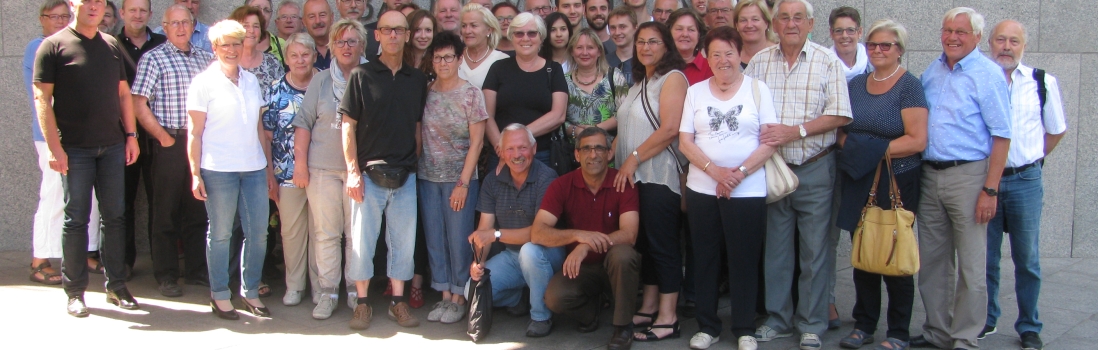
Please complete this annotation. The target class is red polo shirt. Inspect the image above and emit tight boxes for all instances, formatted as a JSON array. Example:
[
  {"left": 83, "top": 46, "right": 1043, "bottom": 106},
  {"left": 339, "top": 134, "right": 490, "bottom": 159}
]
[
  {"left": 682, "top": 51, "right": 714, "bottom": 85},
  {"left": 539, "top": 168, "right": 640, "bottom": 264}
]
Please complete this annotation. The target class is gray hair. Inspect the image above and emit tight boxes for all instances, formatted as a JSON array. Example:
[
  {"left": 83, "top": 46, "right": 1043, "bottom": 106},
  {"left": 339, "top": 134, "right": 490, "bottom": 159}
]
[
  {"left": 208, "top": 19, "right": 246, "bottom": 46},
  {"left": 162, "top": 3, "right": 194, "bottom": 23},
  {"left": 463, "top": 3, "right": 501, "bottom": 50},
  {"left": 285, "top": 32, "right": 316, "bottom": 52},
  {"left": 276, "top": 0, "right": 300, "bottom": 12},
  {"left": 772, "top": 0, "right": 814, "bottom": 19},
  {"left": 577, "top": 126, "right": 611, "bottom": 148},
  {"left": 501, "top": 123, "right": 536, "bottom": 147},
  {"left": 508, "top": 12, "right": 546, "bottom": 41},
  {"left": 40, "top": 0, "right": 68, "bottom": 14},
  {"left": 943, "top": 7, "right": 985, "bottom": 36},
  {"left": 866, "top": 19, "right": 908, "bottom": 62},
  {"left": 990, "top": 20, "right": 1029, "bottom": 45}
]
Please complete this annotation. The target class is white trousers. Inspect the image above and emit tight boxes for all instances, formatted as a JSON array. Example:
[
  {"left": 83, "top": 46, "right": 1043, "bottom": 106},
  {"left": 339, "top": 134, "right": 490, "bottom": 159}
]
[{"left": 33, "top": 141, "right": 100, "bottom": 258}]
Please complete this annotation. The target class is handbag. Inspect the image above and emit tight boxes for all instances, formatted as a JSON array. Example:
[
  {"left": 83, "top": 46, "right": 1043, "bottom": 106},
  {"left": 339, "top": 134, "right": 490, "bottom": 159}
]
[
  {"left": 546, "top": 65, "right": 578, "bottom": 176},
  {"left": 364, "top": 163, "right": 410, "bottom": 189},
  {"left": 749, "top": 78, "right": 799, "bottom": 203},
  {"left": 850, "top": 153, "right": 920, "bottom": 277},
  {"left": 640, "top": 74, "right": 686, "bottom": 173},
  {"left": 466, "top": 245, "right": 493, "bottom": 342}
]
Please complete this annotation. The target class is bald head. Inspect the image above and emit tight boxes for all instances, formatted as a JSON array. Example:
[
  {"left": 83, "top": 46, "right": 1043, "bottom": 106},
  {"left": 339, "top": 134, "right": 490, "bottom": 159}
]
[
  {"left": 375, "top": 10, "right": 410, "bottom": 56},
  {"left": 989, "top": 20, "right": 1027, "bottom": 71}
]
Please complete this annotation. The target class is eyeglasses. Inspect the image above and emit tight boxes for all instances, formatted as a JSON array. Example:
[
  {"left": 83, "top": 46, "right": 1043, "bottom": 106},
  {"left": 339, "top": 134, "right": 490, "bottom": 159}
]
[
  {"left": 496, "top": 16, "right": 514, "bottom": 23},
  {"left": 635, "top": 39, "right": 663, "bottom": 47},
  {"left": 378, "top": 27, "right": 408, "bottom": 35},
  {"left": 653, "top": 8, "right": 674, "bottom": 16},
  {"left": 512, "top": 30, "right": 539, "bottom": 39},
  {"left": 334, "top": 39, "right": 361, "bottom": 47},
  {"left": 163, "top": 20, "right": 194, "bottom": 28},
  {"left": 529, "top": 5, "right": 554, "bottom": 14},
  {"left": 831, "top": 27, "right": 858, "bottom": 36},
  {"left": 777, "top": 16, "right": 806, "bottom": 24},
  {"left": 432, "top": 54, "right": 457, "bottom": 63},
  {"left": 940, "top": 28, "right": 974, "bottom": 37},
  {"left": 277, "top": 15, "right": 300, "bottom": 21},
  {"left": 706, "top": 8, "right": 731, "bottom": 15},
  {"left": 40, "top": 14, "right": 72, "bottom": 21},
  {"left": 577, "top": 145, "right": 610, "bottom": 154},
  {"left": 217, "top": 42, "right": 244, "bottom": 49},
  {"left": 339, "top": 0, "right": 364, "bottom": 4},
  {"left": 257, "top": 7, "right": 272, "bottom": 15},
  {"left": 865, "top": 42, "right": 897, "bottom": 52}
]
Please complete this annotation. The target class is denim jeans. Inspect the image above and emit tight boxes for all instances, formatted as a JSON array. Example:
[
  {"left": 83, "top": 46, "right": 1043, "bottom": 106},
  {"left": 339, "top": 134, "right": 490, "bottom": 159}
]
[
  {"left": 419, "top": 179, "right": 479, "bottom": 294},
  {"left": 347, "top": 172, "right": 417, "bottom": 282},
  {"left": 484, "top": 243, "right": 566, "bottom": 322},
  {"left": 202, "top": 169, "right": 269, "bottom": 300},
  {"left": 987, "top": 164, "right": 1044, "bottom": 334},
  {"left": 61, "top": 142, "right": 127, "bottom": 297}
]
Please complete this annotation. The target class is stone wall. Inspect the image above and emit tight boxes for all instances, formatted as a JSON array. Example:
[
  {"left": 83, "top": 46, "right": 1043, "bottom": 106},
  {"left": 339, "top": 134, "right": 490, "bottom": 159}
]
[{"left": 1, "top": 0, "right": 1094, "bottom": 256}]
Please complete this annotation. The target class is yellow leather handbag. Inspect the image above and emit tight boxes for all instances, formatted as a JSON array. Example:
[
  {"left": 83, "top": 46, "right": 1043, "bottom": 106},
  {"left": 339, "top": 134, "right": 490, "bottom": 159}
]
[{"left": 850, "top": 154, "right": 919, "bottom": 277}]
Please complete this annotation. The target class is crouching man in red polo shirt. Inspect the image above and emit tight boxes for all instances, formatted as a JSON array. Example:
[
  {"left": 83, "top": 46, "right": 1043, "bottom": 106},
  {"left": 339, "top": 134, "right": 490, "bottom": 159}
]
[{"left": 531, "top": 127, "right": 641, "bottom": 350}]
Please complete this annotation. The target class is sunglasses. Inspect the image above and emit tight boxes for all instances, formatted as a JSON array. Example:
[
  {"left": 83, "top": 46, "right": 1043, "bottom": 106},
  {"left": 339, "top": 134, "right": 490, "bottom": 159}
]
[
  {"left": 512, "top": 30, "right": 539, "bottom": 39},
  {"left": 866, "top": 42, "right": 897, "bottom": 52}
]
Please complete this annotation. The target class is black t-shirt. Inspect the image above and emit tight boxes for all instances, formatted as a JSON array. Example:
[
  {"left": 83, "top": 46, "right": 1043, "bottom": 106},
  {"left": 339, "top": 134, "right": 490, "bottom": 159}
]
[
  {"left": 115, "top": 28, "right": 166, "bottom": 85},
  {"left": 338, "top": 59, "right": 428, "bottom": 171},
  {"left": 33, "top": 27, "right": 127, "bottom": 148},
  {"left": 482, "top": 58, "right": 567, "bottom": 152}
]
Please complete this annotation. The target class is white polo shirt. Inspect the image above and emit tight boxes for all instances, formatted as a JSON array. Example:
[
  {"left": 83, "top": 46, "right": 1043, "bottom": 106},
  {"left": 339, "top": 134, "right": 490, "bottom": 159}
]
[
  {"left": 1006, "top": 63, "right": 1067, "bottom": 168},
  {"left": 186, "top": 63, "right": 267, "bottom": 172}
]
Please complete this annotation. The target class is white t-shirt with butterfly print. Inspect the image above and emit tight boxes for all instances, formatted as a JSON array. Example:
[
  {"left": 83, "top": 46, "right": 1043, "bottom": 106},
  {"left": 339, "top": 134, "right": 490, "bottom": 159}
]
[{"left": 680, "top": 75, "right": 777, "bottom": 198}]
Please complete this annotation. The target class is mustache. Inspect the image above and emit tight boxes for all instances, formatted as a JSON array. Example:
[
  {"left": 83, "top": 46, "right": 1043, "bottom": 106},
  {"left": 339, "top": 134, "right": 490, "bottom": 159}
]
[{"left": 311, "top": 23, "right": 327, "bottom": 29}]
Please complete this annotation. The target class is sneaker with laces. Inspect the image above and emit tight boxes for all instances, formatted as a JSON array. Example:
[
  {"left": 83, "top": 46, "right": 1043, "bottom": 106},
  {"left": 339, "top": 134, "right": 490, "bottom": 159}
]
[
  {"left": 313, "top": 295, "right": 337, "bottom": 319},
  {"left": 388, "top": 302, "right": 420, "bottom": 327},
  {"left": 1020, "top": 331, "right": 1043, "bottom": 350},
  {"left": 440, "top": 302, "right": 465, "bottom": 324},
  {"left": 349, "top": 303, "right": 372, "bottom": 330},
  {"left": 427, "top": 301, "right": 450, "bottom": 322},
  {"left": 689, "top": 332, "right": 719, "bottom": 349},
  {"left": 978, "top": 325, "right": 996, "bottom": 339},
  {"left": 283, "top": 290, "right": 302, "bottom": 306},
  {"left": 347, "top": 291, "right": 358, "bottom": 310},
  {"left": 755, "top": 325, "right": 792, "bottom": 342},
  {"left": 799, "top": 333, "right": 821, "bottom": 350},
  {"left": 526, "top": 319, "right": 553, "bottom": 337},
  {"left": 738, "top": 336, "right": 758, "bottom": 350}
]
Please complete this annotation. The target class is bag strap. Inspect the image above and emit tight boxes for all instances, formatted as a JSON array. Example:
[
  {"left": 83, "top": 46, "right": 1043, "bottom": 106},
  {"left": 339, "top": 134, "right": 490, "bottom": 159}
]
[
  {"left": 1034, "top": 68, "right": 1047, "bottom": 123},
  {"left": 641, "top": 76, "right": 684, "bottom": 174},
  {"left": 865, "top": 148, "right": 905, "bottom": 210},
  {"left": 751, "top": 77, "right": 761, "bottom": 115},
  {"left": 608, "top": 66, "right": 617, "bottom": 100}
]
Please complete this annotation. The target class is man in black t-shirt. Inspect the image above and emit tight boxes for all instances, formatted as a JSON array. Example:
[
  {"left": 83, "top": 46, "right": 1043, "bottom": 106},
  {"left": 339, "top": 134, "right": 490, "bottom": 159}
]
[
  {"left": 339, "top": 10, "right": 427, "bottom": 331},
  {"left": 33, "top": 0, "right": 141, "bottom": 318}
]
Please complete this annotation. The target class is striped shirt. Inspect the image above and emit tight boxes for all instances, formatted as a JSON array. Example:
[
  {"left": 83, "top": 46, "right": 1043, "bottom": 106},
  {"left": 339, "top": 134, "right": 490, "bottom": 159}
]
[
  {"left": 744, "top": 41, "right": 852, "bottom": 165},
  {"left": 131, "top": 42, "right": 214, "bottom": 129},
  {"left": 1006, "top": 63, "right": 1067, "bottom": 167}
]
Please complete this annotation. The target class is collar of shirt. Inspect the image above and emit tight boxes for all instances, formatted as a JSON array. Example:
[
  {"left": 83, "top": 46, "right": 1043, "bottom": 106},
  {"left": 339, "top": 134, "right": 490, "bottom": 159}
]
[
  {"left": 568, "top": 168, "right": 617, "bottom": 193},
  {"left": 686, "top": 51, "right": 706, "bottom": 70},
  {"left": 773, "top": 39, "right": 810, "bottom": 63},
  {"left": 367, "top": 57, "right": 413, "bottom": 76},
  {"left": 1010, "top": 63, "right": 1034, "bottom": 85},
  {"left": 936, "top": 47, "right": 984, "bottom": 71}
]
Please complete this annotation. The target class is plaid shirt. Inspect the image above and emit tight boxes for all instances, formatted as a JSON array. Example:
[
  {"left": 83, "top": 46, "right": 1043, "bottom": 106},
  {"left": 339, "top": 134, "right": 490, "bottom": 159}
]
[
  {"left": 744, "top": 41, "right": 852, "bottom": 165},
  {"left": 131, "top": 42, "right": 214, "bottom": 129}
]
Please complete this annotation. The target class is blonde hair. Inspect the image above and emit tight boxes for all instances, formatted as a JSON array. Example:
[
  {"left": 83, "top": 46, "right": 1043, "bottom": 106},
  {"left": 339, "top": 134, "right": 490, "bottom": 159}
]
[
  {"left": 207, "top": 19, "right": 246, "bottom": 46},
  {"left": 462, "top": 3, "right": 501, "bottom": 50},
  {"left": 866, "top": 19, "right": 908, "bottom": 62},
  {"left": 328, "top": 18, "right": 367, "bottom": 52},
  {"left": 568, "top": 28, "right": 608, "bottom": 73},
  {"left": 733, "top": 0, "right": 777, "bottom": 43}
]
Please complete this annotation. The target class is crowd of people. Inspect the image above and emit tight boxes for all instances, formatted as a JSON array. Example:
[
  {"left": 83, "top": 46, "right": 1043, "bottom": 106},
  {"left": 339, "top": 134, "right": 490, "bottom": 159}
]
[{"left": 24, "top": 0, "right": 1066, "bottom": 350}]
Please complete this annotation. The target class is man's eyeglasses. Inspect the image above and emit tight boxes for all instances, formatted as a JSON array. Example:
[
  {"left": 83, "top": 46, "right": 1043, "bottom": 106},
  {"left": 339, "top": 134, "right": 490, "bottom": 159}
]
[
  {"left": 512, "top": 30, "right": 540, "bottom": 39},
  {"left": 378, "top": 27, "right": 408, "bottom": 35},
  {"left": 496, "top": 16, "right": 515, "bottom": 23},
  {"left": 577, "top": 145, "right": 610, "bottom": 154},
  {"left": 40, "top": 14, "right": 72, "bottom": 21},
  {"left": 706, "top": 8, "right": 732, "bottom": 15},
  {"left": 334, "top": 39, "right": 361, "bottom": 47},
  {"left": 865, "top": 42, "right": 897, "bottom": 52},
  {"left": 777, "top": 16, "right": 806, "bottom": 24},
  {"left": 832, "top": 27, "right": 858, "bottom": 36},
  {"left": 163, "top": 20, "right": 194, "bottom": 28},
  {"left": 277, "top": 15, "right": 300, "bottom": 21},
  {"left": 940, "top": 28, "right": 973, "bottom": 37},
  {"left": 529, "top": 5, "right": 554, "bottom": 14},
  {"left": 432, "top": 54, "right": 457, "bottom": 63}
]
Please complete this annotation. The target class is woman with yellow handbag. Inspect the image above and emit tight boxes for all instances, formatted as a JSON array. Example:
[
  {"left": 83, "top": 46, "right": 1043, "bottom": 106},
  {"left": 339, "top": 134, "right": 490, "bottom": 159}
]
[{"left": 834, "top": 20, "right": 927, "bottom": 350}]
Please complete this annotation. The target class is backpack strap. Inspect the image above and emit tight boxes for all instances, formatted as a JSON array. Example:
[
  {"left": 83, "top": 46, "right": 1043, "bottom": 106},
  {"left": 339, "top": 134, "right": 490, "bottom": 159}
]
[{"left": 1033, "top": 68, "right": 1047, "bottom": 123}]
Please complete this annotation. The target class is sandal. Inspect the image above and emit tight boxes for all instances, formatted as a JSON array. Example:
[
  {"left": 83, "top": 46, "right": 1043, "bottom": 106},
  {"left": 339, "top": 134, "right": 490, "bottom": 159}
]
[
  {"left": 632, "top": 311, "right": 658, "bottom": 329},
  {"left": 873, "top": 337, "right": 908, "bottom": 350},
  {"left": 29, "top": 261, "right": 62, "bottom": 285},
  {"left": 840, "top": 329, "right": 874, "bottom": 349},
  {"left": 88, "top": 258, "right": 105, "bottom": 274},
  {"left": 258, "top": 282, "right": 272, "bottom": 298},
  {"left": 634, "top": 321, "right": 681, "bottom": 341}
]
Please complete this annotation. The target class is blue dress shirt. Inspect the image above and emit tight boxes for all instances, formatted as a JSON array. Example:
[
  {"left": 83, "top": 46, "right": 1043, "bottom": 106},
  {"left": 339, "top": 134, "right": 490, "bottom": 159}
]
[
  {"left": 23, "top": 37, "right": 45, "bottom": 142},
  {"left": 921, "top": 49, "right": 1011, "bottom": 162}
]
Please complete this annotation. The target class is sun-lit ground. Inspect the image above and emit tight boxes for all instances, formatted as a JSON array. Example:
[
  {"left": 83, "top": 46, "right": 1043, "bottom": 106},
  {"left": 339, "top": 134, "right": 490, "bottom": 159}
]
[{"left": 2, "top": 251, "right": 1096, "bottom": 349}]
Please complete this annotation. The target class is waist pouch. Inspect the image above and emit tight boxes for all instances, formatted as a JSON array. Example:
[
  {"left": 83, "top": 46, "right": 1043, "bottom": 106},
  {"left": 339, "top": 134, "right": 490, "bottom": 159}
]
[{"left": 365, "top": 164, "right": 410, "bottom": 189}]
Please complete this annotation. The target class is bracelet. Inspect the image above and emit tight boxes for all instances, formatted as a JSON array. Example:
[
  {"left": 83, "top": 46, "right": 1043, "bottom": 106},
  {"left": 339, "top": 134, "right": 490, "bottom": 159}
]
[
  {"left": 702, "top": 161, "right": 711, "bottom": 171},
  {"left": 456, "top": 179, "right": 469, "bottom": 188},
  {"left": 571, "top": 125, "right": 577, "bottom": 139}
]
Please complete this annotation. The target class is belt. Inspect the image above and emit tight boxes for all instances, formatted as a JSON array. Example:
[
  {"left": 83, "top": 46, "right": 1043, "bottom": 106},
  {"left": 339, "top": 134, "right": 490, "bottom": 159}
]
[
  {"left": 164, "top": 128, "right": 188, "bottom": 136},
  {"left": 924, "top": 159, "right": 974, "bottom": 170},
  {"left": 788, "top": 148, "right": 833, "bottom": 167},
  {"left": 1003, "top": 159, "right": 1042, "bottom": 176}
]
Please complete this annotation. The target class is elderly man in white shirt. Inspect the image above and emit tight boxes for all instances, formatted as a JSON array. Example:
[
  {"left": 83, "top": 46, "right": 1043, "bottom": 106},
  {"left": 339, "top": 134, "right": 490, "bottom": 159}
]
[{"left": 982, "top": 19, "right": 1066, "bottom": 350}]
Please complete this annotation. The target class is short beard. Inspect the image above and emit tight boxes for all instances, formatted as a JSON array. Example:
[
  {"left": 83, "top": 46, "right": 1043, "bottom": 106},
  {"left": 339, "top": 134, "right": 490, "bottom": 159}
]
[{"left": 586, "top": 18, "right": 606, "bottom": 31}]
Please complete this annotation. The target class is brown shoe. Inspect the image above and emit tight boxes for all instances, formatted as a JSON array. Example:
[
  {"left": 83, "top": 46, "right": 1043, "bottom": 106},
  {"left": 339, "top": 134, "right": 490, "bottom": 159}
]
[
  {"left": 349, "top": 304, "right": 372, "bottom": 330},
  {"left": 388, "top": 302, "right": 420, "bottom": 327}
]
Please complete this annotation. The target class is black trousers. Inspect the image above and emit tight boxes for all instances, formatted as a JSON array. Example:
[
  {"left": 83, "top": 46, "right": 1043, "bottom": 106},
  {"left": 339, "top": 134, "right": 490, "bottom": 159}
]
[
  {"left": 122, "top": 132, "right": 152, "bottom": 268},
  {"left": 686, "top": 189, "right": 766, "bottom": 338},
  {"left": 636, "top": 183, "right": 682, "bottom": 293},
  {"left": 148, "top": 134, "right": 209, "bottom": 283},
  {"left": 852, "top": 267, "right": 915, "bottom": 340}
]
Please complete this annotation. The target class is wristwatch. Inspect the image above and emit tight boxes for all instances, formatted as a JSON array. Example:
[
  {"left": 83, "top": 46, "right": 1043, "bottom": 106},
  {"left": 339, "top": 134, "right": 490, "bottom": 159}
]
[
  {"left": 983, "top": 187, "right": 999, "bottom": 197},
  {"left": 494, "top": 229, "right": 502, "bottom": 242},
  {"left": 125, "top": 132, "right": 138, "bottom": 138},
  {"left": 737, "top": 165, "right": 749, "bottom": 177},
  {"left": 798, "top": 124, "right": 807, "bottom": 139}
]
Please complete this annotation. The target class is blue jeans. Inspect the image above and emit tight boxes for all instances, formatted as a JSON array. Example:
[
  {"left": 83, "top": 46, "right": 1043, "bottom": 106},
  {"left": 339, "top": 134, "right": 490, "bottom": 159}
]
[
  {"left": 484, "top": 243, "right": 565, "bottom": 321},
  {"left": 347, "top": 172, "right": 417, "bottom": 281},
  {"left": 202, "top": 169, "right": 269, "bottom": 300},
  {"left": 61, "top": 143, "right": 127, "bottom": 296},
  {"left": 419, "top": 179, "right": 479, "bottom": 294},
  {"left": 986, "top": 164, "right": 1043, "bottom": 334}
]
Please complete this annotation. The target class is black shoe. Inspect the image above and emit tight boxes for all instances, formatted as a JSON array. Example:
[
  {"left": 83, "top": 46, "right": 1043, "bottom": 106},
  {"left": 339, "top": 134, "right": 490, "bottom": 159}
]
[
  {"left": 1021, "top": 331, "right": 1043, "bottom": 350},
  {"left": 577, "top": 311, "right": 600, "bottom": 333},
  {"left": 608, "top": 325, "right": 634, "bottom": 350},
  {"left": 977, "top": 325, "right": 996, "bottom": 339},
  {"left": 909, "top": 335, "right": 938, "bottom": 348},
  {"left": 67, "top": 296, "right": 89, "bottom": 318},
  {"left": 242, "top": 298, "right": 271, "bottom": 317},
  {"left": 159, "top": 280, "right": 183, "bottom": 297},
  {"left": 185, "top": 274, "right": 210, "bottom": 287},
  {"left": 507, "top": 291, "right": 530, "bottom": 317},
  {"left": 210, "top": 299, "right": 239, "bottom": 320},
  {"left": 106, "top": 288, "right": 140, "bottom": 310}
]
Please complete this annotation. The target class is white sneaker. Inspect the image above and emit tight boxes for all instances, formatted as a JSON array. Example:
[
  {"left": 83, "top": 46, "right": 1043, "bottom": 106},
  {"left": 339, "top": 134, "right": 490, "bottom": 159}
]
[
  {"left": 312, "top": 290, "right": 321, "bottom": 304},
  {"left": 440, "top": 302, "right": 466, "bottom": 324},
  {"left": 347, "top": 291, "right": 358, "bottom": 310},
  {"left": 799, "top": 333, "right": 821, "bottom": 350},
  {"left": 738, "top": 336, "right": 758, "bottom": 350},
  {"left": 312, "top": 295, "right": 337, "bottom": 319},
  {"left": 427, "top": 301, "right": 450, "bottom": 322},
  {"left": 689, "top": 332, "right": 720, "bottom": 349},
  {"left": 283, "top": 290, "right": 302, "bottom": 306},
  {"left": 755, "top": 325, "right": 792, "bottom": 342}
]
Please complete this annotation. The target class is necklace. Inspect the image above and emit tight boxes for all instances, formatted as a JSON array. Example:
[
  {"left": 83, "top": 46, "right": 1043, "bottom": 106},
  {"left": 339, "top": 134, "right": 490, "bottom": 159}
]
[
  {"left": 872, "top": 64, "right": 901, "bottom": 82},
  {"left": 714, "top": 74, "right": 742, "bottom": 92},
  {"left": 574, "top": 69, "right": 600, "bottom": 85},
  {"left": 465, "top": 46, "right": 490, "bottom": 63},
  {"left": 286, "top": 73, "right": 310, "bottom": 90}
]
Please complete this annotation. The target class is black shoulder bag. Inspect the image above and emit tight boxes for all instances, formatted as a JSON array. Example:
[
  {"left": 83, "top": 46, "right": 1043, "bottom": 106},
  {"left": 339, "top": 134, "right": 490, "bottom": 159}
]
[{"left": 547, "top": 65, "right": 578, "bottom": 175}]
